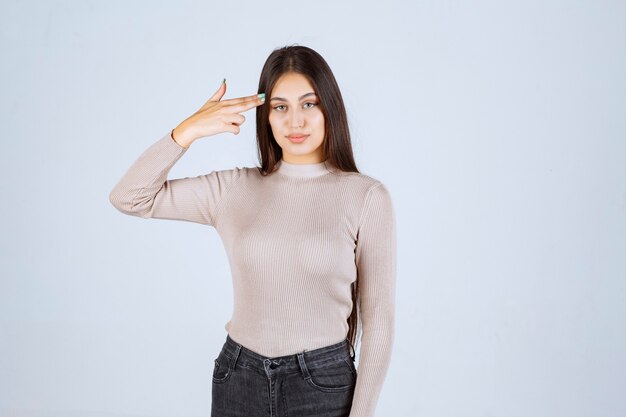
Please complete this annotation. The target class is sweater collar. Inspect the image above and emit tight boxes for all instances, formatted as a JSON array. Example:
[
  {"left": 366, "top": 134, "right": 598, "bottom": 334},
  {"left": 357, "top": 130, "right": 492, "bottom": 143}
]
[{"left": 276, "top": 158, "right": 334, "bottom": 178}]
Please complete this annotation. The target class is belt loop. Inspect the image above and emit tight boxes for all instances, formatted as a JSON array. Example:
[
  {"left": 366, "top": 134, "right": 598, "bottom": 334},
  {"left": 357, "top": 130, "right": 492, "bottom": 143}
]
[
  {"left": 346, "top": 337, "right": 356, "bottom": 361},
  {"left": 297, "top": 351, "right": 311, "bottom": 380},
  {"left": 232, "top": 340, "right": 242, "bottom": 371}
]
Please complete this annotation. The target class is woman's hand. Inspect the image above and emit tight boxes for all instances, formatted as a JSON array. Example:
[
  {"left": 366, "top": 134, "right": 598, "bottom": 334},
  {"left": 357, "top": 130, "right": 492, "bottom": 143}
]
[{"left": 172, "top": 81, "right": 265, "bottom": 148}]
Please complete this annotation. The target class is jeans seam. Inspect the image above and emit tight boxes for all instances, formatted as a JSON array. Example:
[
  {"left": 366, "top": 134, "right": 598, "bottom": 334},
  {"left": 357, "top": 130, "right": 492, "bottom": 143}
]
[
  {"left": 304, "top": 376, "right": 355, "bottom": 393},
  {"left": 342, "top": 357, "right": 357, "bottom": 378}
]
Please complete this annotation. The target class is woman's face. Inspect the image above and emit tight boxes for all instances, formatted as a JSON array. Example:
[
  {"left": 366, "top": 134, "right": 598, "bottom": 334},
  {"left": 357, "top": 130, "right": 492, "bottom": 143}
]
[{"left": 268, "top": 72, "right": 325, "bottom": 164}]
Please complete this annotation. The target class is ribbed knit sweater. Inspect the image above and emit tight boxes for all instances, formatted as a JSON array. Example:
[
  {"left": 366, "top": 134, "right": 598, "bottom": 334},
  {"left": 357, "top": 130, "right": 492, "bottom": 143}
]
[{"left": 109, "top": 130, "right": 396, "bottom": 417}]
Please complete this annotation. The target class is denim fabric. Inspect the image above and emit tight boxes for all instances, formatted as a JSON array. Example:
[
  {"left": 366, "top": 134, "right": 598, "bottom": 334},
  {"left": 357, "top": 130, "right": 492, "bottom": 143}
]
[{"left": 211, "top": 334, "right": 357, "bottom": 417}]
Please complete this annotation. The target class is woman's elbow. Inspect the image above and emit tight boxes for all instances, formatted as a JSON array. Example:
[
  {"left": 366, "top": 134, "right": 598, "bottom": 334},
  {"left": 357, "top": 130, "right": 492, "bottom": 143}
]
[{"left": 109, "top": 188, "right": 141, "bottom": 216}]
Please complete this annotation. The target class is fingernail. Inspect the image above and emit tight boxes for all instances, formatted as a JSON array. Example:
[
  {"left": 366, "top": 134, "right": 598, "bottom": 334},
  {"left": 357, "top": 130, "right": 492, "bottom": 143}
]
[
  {"left": 258, "top": 93, "right": 265, "bottom": 102},
  {"left": 221, "top": 78, "right": 226, "bottom": 85}
]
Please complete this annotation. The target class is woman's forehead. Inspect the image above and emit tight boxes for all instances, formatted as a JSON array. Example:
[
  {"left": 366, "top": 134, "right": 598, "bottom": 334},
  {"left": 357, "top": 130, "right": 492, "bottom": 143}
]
[{"left": 271, "top": 72, "right": 315, "bottom": 96}]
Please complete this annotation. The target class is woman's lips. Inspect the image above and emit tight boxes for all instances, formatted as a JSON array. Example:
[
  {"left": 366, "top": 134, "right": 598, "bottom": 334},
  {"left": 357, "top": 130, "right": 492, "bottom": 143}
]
[{"left": 287, "top": 135, "right": 308, "bottom": 143}]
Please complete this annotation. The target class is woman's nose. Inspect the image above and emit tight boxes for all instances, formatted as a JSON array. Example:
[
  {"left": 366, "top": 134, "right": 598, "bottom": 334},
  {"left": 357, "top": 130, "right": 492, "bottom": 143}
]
[{"left": 289, "top": 110, "right": 305, "bottom": 128}]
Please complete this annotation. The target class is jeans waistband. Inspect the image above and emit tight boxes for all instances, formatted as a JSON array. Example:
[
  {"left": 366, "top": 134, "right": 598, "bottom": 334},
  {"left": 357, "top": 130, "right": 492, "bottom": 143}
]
[{"left": 221, "top": 334, "right": 355, "bottom": 376}]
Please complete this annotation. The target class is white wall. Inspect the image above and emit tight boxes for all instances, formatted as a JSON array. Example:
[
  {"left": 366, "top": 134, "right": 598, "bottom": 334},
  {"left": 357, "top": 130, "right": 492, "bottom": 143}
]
[{"left": 1, "top": 1, "right": 624, "bottom": 416}]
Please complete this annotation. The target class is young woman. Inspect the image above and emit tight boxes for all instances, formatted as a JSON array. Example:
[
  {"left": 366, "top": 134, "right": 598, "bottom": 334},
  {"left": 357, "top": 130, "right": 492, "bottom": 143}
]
[{"left": 109, "top": 45, "right": 396, "bottom": 417}]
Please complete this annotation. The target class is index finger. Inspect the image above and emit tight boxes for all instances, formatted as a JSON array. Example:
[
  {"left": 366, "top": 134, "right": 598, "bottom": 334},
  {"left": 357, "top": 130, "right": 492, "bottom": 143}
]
[
  {"left": 221, "top": 93, "right": 264, "bottom": 106},
  {"left": 225, "top": 95, "right": 266, "bottom": 113}
]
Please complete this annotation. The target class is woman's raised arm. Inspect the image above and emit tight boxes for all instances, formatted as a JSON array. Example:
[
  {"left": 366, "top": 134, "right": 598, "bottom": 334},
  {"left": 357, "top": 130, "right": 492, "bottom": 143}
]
[{"left": 108, "top": 81, "right": 265, "bottom": 226}]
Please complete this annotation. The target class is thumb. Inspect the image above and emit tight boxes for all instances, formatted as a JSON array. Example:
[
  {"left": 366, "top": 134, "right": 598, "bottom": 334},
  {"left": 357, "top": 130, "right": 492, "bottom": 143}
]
[{"left": 208, "top": 78, "right": 227, "bottom": 102}]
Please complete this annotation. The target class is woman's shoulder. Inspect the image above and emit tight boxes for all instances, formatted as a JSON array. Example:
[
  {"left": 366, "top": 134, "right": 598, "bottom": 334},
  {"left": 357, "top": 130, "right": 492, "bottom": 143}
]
[
  {"left": 194, "top": 166, "right": 261, "bottom": 192},
  {"left": 331, "top": 169, "right": 388, "bottom": 192},
  {"left": 206, "top": 165, "right": 260, "bottom": 177}
]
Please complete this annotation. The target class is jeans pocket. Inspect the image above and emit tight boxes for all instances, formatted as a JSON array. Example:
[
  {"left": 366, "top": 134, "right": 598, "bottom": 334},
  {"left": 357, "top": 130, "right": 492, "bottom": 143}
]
[
  {"left": 212, "top": 351, "right": 234, "bottom": 384},
  {"left": 305, "top": 357, "right": 356, "bottom": 393}
]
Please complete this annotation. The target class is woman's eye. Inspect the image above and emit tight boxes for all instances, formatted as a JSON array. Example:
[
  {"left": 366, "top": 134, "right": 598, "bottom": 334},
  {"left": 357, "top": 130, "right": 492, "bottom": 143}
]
[{"left": 272, "top": 102, "right": 316, "bottom": 112}]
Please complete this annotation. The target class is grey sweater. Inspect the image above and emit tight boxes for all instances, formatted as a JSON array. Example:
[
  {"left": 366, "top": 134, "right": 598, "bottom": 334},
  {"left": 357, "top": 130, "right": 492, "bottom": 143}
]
[{"left": 109, "top": 130, "right": 397, "bottom": 417}]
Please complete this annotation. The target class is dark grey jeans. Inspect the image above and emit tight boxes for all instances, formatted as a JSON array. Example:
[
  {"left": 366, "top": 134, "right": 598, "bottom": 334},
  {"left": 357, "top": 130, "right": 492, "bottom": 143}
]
[{"left": 211, "top": 333, "right": 357, "bottom": 417}]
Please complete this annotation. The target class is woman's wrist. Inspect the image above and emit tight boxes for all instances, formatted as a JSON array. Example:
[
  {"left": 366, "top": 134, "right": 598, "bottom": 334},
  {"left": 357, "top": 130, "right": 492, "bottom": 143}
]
[{"left": 171, "top": 124, "right": 193, "bottom": 148}]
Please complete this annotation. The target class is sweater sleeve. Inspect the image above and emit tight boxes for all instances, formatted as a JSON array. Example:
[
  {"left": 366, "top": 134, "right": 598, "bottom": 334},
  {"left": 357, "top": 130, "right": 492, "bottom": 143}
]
[
  {"left": 109, "top": 130, "right": 242, "bottom": 227},
  {"left": 349, "top": 182, "right": 397, "bottom": 417}
]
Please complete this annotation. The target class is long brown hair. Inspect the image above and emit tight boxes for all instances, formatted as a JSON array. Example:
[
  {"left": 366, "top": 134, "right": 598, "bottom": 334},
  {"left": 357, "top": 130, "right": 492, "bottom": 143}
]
[{"left": 254, "top": 45, "right": 362, "bottom": 355}]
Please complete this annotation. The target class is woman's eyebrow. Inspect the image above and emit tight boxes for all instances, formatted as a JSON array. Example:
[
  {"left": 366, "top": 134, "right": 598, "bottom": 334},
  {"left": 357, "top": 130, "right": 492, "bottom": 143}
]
[{"left": 269, "top": 92, "right": 316, "bottom": 102}]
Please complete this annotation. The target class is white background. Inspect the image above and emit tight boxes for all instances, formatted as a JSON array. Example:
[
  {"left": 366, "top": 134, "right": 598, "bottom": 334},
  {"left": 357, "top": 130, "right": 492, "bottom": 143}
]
[{"left": 1, "top": 1, "right": 625, "bottom": 416}]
